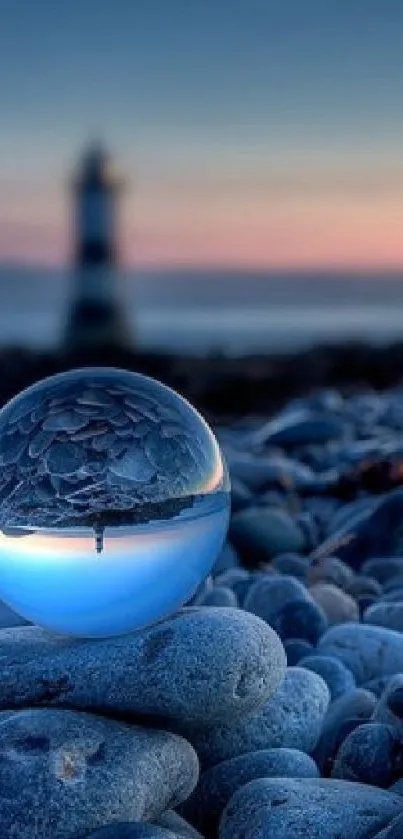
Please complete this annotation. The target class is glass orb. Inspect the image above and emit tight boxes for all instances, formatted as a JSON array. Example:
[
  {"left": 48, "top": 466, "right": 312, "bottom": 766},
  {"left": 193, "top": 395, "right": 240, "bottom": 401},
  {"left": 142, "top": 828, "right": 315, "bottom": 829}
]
[{"left": 0, "top": 368, "right": 230, "bottom": 638}]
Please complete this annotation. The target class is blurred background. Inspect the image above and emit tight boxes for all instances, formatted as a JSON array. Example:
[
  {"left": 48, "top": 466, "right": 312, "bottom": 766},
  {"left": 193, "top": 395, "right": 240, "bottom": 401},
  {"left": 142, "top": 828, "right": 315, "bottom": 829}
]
[{"left": 1, "top": 0, "right": 403, "bottom": 418}]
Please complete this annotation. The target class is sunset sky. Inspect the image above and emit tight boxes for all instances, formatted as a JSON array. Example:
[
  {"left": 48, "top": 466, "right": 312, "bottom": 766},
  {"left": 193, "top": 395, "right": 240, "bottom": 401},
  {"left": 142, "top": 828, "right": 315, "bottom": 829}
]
[{"left": 1, "top": 0, "right": 403, "bottom": 270}]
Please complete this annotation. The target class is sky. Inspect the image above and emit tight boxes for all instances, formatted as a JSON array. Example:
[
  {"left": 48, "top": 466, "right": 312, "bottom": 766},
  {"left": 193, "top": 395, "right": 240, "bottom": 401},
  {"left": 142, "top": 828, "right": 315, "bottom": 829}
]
[{"left": 1, "top": 0, "right": 403, "bottom": 270}]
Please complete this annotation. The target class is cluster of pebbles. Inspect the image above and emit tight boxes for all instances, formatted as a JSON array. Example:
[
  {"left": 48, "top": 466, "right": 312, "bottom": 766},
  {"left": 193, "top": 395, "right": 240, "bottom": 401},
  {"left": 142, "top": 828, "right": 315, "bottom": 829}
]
[
  {"left": 5, "top": 385, "right": 403, "bottom": 836},
  {"left": 0, "top": 371, "right": 217, "bottom": 532}
]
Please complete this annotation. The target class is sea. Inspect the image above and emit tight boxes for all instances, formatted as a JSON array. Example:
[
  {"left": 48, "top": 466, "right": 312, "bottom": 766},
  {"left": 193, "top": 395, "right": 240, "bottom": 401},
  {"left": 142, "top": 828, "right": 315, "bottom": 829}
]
[{"left": 1, "top": 266, "right": 403, "bottom": 356}]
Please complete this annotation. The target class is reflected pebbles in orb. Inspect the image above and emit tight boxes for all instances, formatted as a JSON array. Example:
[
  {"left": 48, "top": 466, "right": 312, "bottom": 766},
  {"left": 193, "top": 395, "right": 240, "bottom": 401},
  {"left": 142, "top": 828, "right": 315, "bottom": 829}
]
[{"left": 0, "top": 368, "right": 230, "bottom": 637}]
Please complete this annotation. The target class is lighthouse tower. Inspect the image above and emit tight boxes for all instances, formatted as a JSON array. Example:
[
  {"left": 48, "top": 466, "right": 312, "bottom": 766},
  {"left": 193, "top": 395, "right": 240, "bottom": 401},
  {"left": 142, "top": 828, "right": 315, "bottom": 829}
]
[{"left": 64, "top": 144, "right": 131, "bottom": 350}]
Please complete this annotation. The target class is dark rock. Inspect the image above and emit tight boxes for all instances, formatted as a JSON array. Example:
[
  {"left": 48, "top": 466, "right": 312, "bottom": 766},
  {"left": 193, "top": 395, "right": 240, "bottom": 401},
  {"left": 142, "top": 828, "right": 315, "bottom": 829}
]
[
  {"left": 180, "top": 748, "right": 318, "bottom": 836},
  {"left": 219, "top": 777, "right": 403, "bottom": 839},
  {"left": 283, "top": 638, "right": 314, "bottom": 666},
  {"left": 332, "top": 722, "right": 403, "bottom": 788},
  {"left": 313, "top": 688, "right": 377, "bottom": 774},
  {"left": 270, "top": 597, "right": 328, "bottom": 643},
  {"left": 230, "top": 507, "right": 305, "bottom": 564}
]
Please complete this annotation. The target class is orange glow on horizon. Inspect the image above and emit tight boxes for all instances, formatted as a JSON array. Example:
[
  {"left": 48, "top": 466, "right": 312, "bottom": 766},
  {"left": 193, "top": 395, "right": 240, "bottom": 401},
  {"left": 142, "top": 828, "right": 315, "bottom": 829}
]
[{"left": 1, "top": 179, "right": 403, "bottom": 270}]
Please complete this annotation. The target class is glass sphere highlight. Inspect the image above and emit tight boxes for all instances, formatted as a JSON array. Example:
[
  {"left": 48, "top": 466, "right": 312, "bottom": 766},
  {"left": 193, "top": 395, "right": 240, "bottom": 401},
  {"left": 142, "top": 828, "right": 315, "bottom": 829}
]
[{"left": 0, "top": 368, "right": 230, "bottom": 637}]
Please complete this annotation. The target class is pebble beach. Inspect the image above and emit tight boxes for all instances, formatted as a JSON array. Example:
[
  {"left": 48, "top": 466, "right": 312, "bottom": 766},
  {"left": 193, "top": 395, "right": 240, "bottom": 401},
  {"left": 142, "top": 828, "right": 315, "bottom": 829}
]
[{"left": 4, "top": 369, "right": 403, "bottom": 837}]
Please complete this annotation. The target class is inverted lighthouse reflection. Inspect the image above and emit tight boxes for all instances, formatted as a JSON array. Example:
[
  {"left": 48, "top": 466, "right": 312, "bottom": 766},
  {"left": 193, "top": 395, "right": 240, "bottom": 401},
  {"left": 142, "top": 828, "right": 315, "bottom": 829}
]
[{"left": 0, "top": 368, "right": 230, "bottom": 638}]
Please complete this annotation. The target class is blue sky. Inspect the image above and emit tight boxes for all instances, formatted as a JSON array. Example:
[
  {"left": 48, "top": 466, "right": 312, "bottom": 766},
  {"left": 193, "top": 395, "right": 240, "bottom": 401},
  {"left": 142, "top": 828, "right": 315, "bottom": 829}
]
[{"left": 1, "top": 0, "right": 403, "bottom": 267}]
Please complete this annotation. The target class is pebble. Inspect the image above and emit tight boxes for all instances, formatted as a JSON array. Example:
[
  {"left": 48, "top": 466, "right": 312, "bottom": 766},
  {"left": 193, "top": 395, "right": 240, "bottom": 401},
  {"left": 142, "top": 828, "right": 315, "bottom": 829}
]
[
  {"left": 243, "top": 574, "right": 310, "bottom": 623},
  {"left": 269, "top": 597, "right": 328, "bottom": 643},
  {"left": 318, "top": 623, "right": 403, "bottom": 683},
  {"left": 313, "top": 688, "right": 377, "bottom": 774},
  {"left": 298, "top": 654, "right": 356, "bottom": 700},
  {"left": 371, "top": 674, "right": 403, "bottom": 735},
  {"left": 309, "top": 582, "right": 359, "bottom": 625},
  {"left": 175, "top": 667, "right": 330, "bottom": 770},
  {"left": 230, "top": 506, "right": 306, "bottom": 563},
  {"left": 219, "top": 777, "right": 403, "bottom": 839},
  {"left": 331, "top": 722, "right": 403, "bottom": 787},
  {"left": 179, "top": 747, "right": 319, "bottom": 836},
  {"left": 0, "top": 608, "right": 286, "bottom": 726},
  {"left": 0, "top": 708, "right": 199, "bottom": 839},
  {"left": 307, "top": 556, "right": 354, "bottom": 590},
  {"left": 251, "top": 407, "right": 344, "bottom": 447},
  {"left": 283, "top": 638, "right": 314, "bottom": 665}
]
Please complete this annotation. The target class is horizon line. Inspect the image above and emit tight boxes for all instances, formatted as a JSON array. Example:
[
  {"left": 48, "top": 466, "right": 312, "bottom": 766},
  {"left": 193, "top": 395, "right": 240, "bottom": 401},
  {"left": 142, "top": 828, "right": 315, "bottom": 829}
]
[{"left": 1, "top": 259, "right": 403, "bottom": 276}]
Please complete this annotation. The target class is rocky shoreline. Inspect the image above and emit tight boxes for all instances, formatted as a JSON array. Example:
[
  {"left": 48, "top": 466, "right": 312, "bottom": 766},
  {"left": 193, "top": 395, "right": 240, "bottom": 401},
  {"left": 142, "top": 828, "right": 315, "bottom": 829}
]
[{"left": 2, "top": 349, "right": 403, "bottom": 836}]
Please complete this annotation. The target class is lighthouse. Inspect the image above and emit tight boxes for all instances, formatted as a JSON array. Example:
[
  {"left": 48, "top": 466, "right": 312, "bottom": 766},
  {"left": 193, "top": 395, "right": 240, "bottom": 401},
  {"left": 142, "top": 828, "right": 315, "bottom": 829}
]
[{"left": 64, "top": 144, "right": 131, "bottom": 350}]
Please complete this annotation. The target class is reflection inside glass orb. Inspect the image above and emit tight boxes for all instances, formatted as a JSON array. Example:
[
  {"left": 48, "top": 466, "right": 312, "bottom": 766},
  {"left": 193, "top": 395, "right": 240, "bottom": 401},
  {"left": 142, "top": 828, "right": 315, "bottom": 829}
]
[{"left": 0, "top": 368, "right": 230, "bottom": 637}]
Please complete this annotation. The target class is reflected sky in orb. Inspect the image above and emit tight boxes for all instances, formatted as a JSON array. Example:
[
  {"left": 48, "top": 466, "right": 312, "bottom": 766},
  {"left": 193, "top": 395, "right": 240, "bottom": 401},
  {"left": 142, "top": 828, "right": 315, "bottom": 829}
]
[{"left": 0, "top": 368, "right": 230, "bottom": 637}]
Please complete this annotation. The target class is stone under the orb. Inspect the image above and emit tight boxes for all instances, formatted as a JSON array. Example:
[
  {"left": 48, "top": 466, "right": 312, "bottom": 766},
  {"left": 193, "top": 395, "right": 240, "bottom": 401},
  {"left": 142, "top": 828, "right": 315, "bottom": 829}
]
[{"left": 0, "top": 368, "right": 230, "bottom": 637}]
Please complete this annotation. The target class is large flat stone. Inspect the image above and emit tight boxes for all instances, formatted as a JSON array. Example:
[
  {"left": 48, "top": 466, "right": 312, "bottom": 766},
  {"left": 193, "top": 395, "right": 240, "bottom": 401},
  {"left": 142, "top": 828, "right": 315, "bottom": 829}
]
[{"left": 0, "top": 607, "right": 286, "bottom": 726}]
